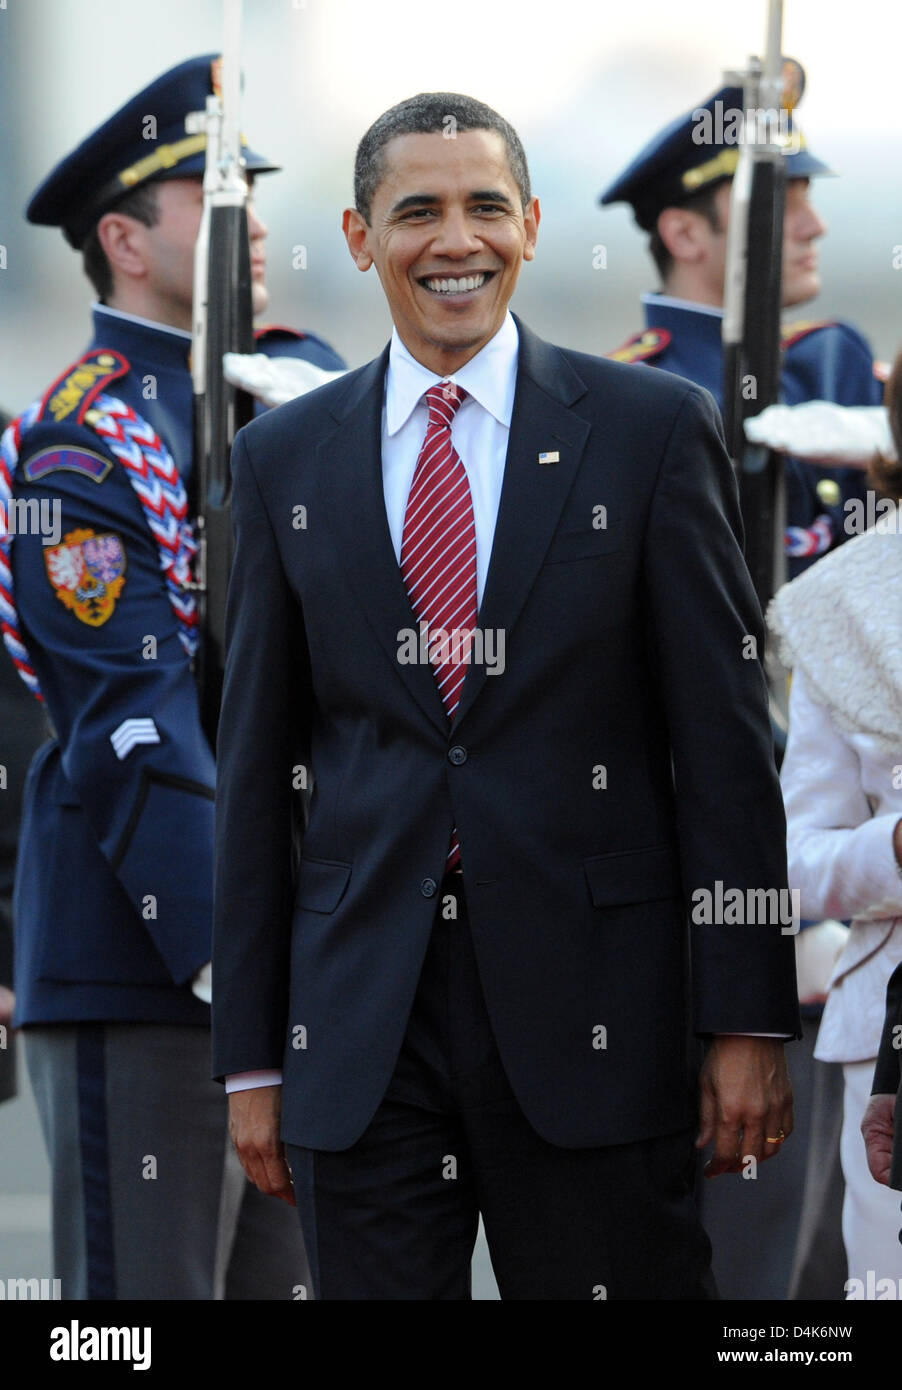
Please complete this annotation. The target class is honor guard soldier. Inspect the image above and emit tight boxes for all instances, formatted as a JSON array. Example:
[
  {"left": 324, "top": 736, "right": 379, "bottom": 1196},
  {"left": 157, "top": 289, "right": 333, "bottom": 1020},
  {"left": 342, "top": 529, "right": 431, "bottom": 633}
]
[
  {"left": 601, "top": 69, "right": 876, "bottom": 1302},
  {"left": 600, "top": 76, "right": 884, "bottom": 581},
  {"left": 0, "top": 407, "right": 47, "bottom": 1108},
  {"left": 0, "top": 55, "right": 344, "bottom": 1300}
]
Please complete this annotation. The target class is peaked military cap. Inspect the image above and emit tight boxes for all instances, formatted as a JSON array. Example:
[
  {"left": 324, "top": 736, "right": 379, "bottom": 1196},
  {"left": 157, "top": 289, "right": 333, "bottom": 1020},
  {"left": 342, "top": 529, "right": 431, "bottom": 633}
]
[
  {"left": 599, "top": 68, "right": 832, "bottom": 231},
  {"left": 27, "top": 54, "right": 279, "bottom": 248}
]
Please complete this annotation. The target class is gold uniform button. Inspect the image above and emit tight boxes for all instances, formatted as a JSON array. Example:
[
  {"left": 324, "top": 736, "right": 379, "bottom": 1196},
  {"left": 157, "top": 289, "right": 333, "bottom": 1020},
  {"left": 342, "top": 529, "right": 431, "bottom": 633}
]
[{"left": 816, "top": 478, "right": 841, "bottom": 506}]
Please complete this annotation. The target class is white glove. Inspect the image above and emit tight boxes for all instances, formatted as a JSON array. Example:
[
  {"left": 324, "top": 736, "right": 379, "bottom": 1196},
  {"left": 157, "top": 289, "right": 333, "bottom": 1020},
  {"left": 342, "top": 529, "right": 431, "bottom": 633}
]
[
  {"left": 191, "top": 961, "right": 212, "bottom": 1004},
  {"left": 744, "top": 402, "right": 894, "bottom": 467},
  {"left": 223, "top": 352, "right": 346, "bottom": 407}
]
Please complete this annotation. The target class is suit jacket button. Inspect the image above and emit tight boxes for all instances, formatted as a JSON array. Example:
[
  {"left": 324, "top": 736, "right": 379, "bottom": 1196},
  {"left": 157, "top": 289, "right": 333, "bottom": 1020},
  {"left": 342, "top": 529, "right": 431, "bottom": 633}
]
[
  {"left": 448, "top": 745, "right": 467, "bottom": 765},
  {"left": 421, "top": 877, "right": 438, "bottom": 897}
]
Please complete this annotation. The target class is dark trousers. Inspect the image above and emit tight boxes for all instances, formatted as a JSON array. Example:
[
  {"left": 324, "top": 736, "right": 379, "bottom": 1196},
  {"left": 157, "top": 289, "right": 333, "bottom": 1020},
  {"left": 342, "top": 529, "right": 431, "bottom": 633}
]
[{"left": 288, "top": 875, "right": 714, "bottom": 1300}]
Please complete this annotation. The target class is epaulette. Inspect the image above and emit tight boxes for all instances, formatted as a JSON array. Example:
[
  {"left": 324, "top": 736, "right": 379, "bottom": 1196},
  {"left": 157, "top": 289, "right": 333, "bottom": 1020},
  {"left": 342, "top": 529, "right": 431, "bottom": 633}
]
[
  {"left": 254, "top": 323, "right": 306, "bottom": 344},
  {"left": 606, "top": 328, "right": 672, "bottom": 364},
  {"left": 35, "top": 348, "right": 130, "bottom": 428},
  {"left": 781, "top": 320, "right": 836, "bottom": 350}
]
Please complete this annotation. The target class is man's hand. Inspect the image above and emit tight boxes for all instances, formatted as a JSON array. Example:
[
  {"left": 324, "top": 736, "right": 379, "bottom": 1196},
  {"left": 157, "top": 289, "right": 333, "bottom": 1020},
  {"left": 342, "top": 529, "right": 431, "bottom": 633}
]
[
  {"left": 696, "top": 1036, "right": 794, "bottom": 1177},
  {"left": 0, "top": 986, "right": 15, "bottom": 1030},
  {"left": 862, "top": 1093, "right": 895, "bottom": 1186},
  {"left": 228, "top": 1084, "right": 296, "bottom": 1206}
]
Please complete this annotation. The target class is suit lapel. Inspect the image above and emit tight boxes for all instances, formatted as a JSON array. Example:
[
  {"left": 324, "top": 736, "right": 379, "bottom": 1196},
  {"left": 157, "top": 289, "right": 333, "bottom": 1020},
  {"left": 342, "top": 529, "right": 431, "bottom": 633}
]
[
  {"left": 453, "top": 318, "right": 591, "bottom": 727},
  {"left": 318, "top": 319, "right": 592, "bottom": 735},
  {"left": 318, "top": 346, "right": 449, "bottom": 736}
]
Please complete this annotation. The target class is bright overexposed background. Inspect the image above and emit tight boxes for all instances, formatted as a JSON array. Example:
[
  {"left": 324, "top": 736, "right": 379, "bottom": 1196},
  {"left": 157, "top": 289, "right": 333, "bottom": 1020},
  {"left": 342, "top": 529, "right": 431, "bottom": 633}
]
[{"left": 1, "top": 0, "right": 900, "bottom": 405}]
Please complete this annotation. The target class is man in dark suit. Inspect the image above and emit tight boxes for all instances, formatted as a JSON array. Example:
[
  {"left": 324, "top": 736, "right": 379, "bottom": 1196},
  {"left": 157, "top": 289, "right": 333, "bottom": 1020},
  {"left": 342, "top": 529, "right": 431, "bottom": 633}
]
[{"left": 213, "top": 92, "right": 800, "bottom": 1300}]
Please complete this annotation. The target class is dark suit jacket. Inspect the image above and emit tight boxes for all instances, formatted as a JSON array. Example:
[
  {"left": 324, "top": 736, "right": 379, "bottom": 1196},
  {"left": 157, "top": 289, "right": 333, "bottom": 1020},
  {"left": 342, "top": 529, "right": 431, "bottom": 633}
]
[
  {"left": 872, "top": 962, "right": 902, "bottom": 1189},
  {"left": 212, "top": 315, "right": 800, "bottom": 1151}
]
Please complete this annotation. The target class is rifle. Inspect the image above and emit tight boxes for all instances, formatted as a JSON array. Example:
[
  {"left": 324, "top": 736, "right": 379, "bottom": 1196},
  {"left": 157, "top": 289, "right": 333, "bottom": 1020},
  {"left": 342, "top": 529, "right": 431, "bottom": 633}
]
[
  {"left": 189, "top": 0, "right": 254, "bottom": 746},
  {"left": 721, "top": 3, "right": 796, "bottom": 753}
]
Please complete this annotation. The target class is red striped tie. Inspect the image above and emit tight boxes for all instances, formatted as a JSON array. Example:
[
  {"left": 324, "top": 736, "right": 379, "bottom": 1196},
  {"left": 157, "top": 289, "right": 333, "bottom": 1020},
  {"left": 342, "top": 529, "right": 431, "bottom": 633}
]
[{"left": 400, "top": 381, "right": 475, "bottom": 871}]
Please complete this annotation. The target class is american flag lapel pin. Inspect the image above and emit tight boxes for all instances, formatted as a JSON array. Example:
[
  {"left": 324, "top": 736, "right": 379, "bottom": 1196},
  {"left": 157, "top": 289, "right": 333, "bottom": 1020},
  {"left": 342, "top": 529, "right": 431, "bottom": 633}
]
[{"left": 538, "top": 450, "right": 560, "bottom": 465}]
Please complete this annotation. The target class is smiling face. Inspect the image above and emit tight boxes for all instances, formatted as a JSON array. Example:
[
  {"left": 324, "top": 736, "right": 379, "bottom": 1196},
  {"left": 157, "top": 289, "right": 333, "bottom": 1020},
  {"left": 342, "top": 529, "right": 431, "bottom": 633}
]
[{"left": 343, "top": 128, "right": 540, "bottom": 374}]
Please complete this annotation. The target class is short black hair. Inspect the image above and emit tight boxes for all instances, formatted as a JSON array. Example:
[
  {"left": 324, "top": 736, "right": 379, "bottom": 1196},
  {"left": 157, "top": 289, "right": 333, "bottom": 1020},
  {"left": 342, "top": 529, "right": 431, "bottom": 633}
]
[
  {"left": 354, "top": 92, "right": 531, "bottom": 224},
  {"left": 648, "top": 181, "right": 726, "bottom": 283},
  {"left": 81, "top": 183, "right": 161, "bottom": 300}
]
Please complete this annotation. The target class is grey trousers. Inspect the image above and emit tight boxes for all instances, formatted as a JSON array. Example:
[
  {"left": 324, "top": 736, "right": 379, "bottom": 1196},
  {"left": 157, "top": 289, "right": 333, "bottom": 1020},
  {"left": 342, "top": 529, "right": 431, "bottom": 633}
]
[
  {"left": 787, "top": 1055, "right": 847, "bottom": 1299},
  {"left": 26, "top": 1022, "right": 310, "bottom": 1300}
]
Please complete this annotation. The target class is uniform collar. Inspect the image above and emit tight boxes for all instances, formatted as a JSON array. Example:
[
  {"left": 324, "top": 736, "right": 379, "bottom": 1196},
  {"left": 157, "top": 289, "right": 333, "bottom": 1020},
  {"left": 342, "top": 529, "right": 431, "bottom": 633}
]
[
  {"left": 385, "top": 310, "right": 519, "bottom": 437},
  {"left": 642, "top": 292, "right": 724, "bottom": 345},
  {"left": 90, "top": 301, "right": 192, "bottom": 372},
  {"left": 642, "top": 291, "right": 723, "bottom": 322}
]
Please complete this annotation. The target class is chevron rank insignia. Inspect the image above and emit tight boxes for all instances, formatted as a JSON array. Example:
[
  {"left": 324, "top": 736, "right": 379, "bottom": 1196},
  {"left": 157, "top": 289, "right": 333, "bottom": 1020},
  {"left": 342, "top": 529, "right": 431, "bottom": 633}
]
[
  {"left": 44, "top": 528, "right": 126, "bottom": 627},
  {"left": 606, "top": 328, "right": 672, "bottom": 364},
  {"left": 110, "top": 717, "right": 161, "bottom": 761},
  {"left": 22, "top": 446, "right": 113, "bottom": 485}
]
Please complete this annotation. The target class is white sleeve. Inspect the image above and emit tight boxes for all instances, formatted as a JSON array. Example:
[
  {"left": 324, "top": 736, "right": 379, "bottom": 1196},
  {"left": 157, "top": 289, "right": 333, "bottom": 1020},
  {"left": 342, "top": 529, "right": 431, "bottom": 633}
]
[
  {"left": 225, "top": 1070, "right": 283, "bottom": 1093},
  {"left": 782, "top": 666, "right": 902, "bottom": 923}
]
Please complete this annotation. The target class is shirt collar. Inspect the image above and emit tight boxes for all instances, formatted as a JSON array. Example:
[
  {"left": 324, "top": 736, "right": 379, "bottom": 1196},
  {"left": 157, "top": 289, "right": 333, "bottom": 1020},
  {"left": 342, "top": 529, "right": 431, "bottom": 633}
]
[{"left": 385, "top": 311, "right": 519, "bottom": 437}]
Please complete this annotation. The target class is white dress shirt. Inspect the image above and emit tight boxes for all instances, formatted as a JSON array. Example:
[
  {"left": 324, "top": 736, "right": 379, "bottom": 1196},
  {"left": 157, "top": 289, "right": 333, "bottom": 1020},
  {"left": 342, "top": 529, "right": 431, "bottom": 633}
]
[
  {"left": 382, "top": 310, "right": 517, "bottom": 605},
  {"left": 226, "top": 314, "right": 520, "bottom": 1093}
]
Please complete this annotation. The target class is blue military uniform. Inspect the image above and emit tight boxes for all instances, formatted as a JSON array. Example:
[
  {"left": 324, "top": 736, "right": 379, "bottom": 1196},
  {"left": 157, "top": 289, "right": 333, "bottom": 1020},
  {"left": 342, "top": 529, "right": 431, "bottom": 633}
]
[
  {"left": 9, "top": 305, "right": 342, "bottom": 1027},
  {"left": 0, "top": 403, "right": 46, "bottom": 1106},
  {"left": 1, "top": 54, "right": 344, "bottom": 1300},
  {"left": 608, "top": 296, "right": 883, "bottom": 579},
  {"left": 601, "top": 77, "right": 884, "bottom": 581}
]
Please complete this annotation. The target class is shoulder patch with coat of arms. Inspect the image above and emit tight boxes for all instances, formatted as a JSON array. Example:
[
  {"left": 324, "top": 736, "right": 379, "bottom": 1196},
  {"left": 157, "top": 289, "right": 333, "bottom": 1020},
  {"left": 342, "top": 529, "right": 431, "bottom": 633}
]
[{"left": 44, "top": 527, "right": 127, "bottom": 627}]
